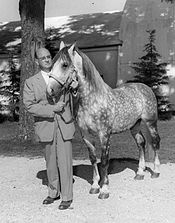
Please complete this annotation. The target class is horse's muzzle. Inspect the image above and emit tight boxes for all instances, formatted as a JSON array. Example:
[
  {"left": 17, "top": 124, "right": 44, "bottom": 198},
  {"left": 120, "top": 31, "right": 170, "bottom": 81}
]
[{"left": 47, "top": 82, "right": 63, "bottom": 98}]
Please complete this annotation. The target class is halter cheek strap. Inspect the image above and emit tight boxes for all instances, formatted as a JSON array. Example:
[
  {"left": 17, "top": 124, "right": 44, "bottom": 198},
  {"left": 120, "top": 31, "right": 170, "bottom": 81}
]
[
  {"left": 49, "top": 73, "right": 65, "bottom": 86},
  {"left": 49, "top": 67, "right": 78, "bottom": 102},
  {"left": 49, "top": 66, "right": 78, "bottom": 87}
]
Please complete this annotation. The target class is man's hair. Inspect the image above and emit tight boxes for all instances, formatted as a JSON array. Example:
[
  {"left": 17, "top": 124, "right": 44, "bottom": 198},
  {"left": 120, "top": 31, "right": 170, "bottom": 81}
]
[{"left": 35, "top": 47, "right": 50, "bottom": 59}]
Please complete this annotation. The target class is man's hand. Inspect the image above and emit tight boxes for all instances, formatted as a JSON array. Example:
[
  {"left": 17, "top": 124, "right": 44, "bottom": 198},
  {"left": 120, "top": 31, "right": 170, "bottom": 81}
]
[{"left": 53, "top": 101, "right": 66, "bottom": 113}]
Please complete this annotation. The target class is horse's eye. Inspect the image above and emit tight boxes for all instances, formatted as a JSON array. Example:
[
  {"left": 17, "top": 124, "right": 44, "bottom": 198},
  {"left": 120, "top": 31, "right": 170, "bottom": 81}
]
[{"left": 62, "top": 62, "right": 68, "bottom": 68}]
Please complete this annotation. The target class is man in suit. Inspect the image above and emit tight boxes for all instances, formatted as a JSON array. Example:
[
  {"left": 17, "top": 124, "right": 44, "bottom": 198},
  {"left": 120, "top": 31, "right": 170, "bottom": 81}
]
[{"left": 23, "top": 47, "right": 75, "bottom": 210}]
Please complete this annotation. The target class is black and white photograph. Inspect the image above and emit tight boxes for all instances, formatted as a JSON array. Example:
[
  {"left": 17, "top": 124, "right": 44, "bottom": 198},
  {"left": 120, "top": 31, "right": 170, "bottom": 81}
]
[{"left": 0, "top": 0, "right": 175, "bottom": 222}]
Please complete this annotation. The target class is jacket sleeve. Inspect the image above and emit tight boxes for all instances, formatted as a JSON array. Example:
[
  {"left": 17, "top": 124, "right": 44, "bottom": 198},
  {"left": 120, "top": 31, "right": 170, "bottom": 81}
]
[{"left": 23, "top": 78, "right": 55, "bottom": 118}]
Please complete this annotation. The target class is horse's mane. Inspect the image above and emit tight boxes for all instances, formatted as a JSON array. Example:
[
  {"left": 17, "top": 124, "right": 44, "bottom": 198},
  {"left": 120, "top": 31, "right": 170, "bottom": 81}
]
[
  {"left": 52, "top": 45, "right": 106, "bottom": 92},
  {"left": 52, "top": 46, "right": 72, "bottom": 67},
  {"left": 76, "top": 48, "right": 105, "bottom": 92}
]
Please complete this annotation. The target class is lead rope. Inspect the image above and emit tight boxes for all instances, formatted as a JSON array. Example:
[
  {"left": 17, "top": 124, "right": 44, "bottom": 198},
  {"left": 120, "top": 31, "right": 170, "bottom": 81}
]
[
  {"left": 59, "top": 94, "right": 75, "bottom": 124},
  {"left": 54, "top": 71, "right": 85, "bottom": 139},
  {"left": 64, "top": 90, "right": 85, "bottom": 141},
  {"left": 69, "top": 92, "right": 85, "bottom": 141},
  {"left": 54, "top": 79, "right": 72, "bottom": 129},
  {"left": 58, "top": 71, "right": 77, "bottom": 124}
]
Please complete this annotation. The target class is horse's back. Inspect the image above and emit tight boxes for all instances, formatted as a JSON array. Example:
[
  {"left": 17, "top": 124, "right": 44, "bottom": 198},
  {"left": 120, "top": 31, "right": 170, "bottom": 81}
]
[
  {"left": 113, "top": 83, "right": 157, "bottom": 124},
  {"left": 117, "top": 83, "right": 157, "bottom": 118}
]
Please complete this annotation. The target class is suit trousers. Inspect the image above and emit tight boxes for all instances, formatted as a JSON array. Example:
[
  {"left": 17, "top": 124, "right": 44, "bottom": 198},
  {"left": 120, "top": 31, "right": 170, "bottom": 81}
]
[{"left": 43, "top": 125, "right": 73, "bottom": 201}]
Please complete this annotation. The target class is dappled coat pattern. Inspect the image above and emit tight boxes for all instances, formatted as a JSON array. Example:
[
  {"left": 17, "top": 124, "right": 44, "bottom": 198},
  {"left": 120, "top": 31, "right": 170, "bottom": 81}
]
[{"left": 47, "top": 42, "right": 160, "bottom": 200}]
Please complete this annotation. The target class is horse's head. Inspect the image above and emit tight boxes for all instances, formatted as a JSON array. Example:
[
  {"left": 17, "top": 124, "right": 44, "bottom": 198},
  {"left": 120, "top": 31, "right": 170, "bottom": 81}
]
[{"left": 47, "top": 41, "right": 82, "bottom": 98}]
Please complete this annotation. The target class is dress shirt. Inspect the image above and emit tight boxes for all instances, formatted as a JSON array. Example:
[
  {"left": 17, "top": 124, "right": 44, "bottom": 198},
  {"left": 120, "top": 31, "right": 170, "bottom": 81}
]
[{"left": 41, "top": 70, "right": 50, "bottom": 85}]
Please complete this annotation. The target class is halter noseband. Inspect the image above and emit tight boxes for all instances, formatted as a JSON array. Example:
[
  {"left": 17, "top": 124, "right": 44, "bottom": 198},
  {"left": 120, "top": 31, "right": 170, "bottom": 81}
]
[
  {"left": 49, "top": 73, "right": 65, "bottom": 87},
  {"left": 49, "top": 67, "right": 78, "bottom": 101},
  {"left": 49, "top": 66, "right": 77, "bottom": 87}
]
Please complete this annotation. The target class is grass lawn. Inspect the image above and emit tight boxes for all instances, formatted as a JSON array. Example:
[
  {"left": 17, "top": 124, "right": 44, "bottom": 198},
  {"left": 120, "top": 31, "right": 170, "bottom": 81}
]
[{"left": 0, "top": 119, "right": 175, "bottom": 164}]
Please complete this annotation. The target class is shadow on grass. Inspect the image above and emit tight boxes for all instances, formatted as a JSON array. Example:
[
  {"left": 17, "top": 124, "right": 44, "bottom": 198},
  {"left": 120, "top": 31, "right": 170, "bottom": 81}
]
[
  {"left": 36, "top": 157, "right": 138, "bottom": 186},
  {"left": 0, "top": 139, "right": 44, "bottom": 158}
]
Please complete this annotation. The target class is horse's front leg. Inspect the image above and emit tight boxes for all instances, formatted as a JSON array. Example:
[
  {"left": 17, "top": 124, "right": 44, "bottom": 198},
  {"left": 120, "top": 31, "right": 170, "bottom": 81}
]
[
  {"left": 83, "top": 137, "right": 100, "bottom": 194},
  {"left": 98, "top": 133, "right": 111, "bottom": 199}
]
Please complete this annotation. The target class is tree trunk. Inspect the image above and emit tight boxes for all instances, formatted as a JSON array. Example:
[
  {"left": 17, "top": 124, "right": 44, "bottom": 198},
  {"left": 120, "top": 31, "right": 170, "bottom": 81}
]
[{"left": 18, "top": 0, "right": 45, "bottom": 140}]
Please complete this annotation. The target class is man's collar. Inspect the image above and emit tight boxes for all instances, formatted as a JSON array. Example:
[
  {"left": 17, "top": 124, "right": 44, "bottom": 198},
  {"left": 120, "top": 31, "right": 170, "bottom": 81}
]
[{"left": 41, "top": 70, "right": 51, "bottom": 75}]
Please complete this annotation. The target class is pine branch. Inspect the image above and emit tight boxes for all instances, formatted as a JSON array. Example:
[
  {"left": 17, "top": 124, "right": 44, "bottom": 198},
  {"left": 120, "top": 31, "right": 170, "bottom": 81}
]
[{"left": 129, "top": 29, "right": 171, "bottom": 117}]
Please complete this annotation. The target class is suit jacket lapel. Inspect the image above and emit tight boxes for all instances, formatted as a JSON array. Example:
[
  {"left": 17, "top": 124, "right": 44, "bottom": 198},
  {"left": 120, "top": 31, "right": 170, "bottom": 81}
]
[{"left": 35, "top": 72, "right": 47, "bottom": 90}]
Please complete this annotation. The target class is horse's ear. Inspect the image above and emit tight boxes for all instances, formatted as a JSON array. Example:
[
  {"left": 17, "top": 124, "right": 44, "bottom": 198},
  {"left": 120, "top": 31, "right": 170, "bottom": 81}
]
[
  {"left": 68, "top": 42, "right": 76, "bottom": 56},
  {"left": 59, "top": 41, "right": 65, "bottom": 50}
]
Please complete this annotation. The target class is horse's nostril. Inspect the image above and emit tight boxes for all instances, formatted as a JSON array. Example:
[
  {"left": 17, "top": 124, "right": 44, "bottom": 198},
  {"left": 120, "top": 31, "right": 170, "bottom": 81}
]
[{"left": 51, "top": 88, "right": 55, "bottom": 96}]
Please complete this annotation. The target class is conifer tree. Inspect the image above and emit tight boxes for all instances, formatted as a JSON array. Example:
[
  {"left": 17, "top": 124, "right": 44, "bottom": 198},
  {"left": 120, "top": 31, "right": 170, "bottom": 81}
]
[
  {"left": 0, "top": 53, "right": 20, "bottom": 121},
  {"left": 130, "top": 29, "right": 172, "bottom": 119},
  {"left": 8, "top": 55, "right": 20, "bottom": 120}
]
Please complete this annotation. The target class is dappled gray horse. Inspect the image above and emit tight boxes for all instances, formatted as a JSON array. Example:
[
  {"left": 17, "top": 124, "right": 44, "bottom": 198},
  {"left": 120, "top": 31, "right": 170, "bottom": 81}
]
[{"left": 46, "top": 42, "right": 160, "bottom": 199}]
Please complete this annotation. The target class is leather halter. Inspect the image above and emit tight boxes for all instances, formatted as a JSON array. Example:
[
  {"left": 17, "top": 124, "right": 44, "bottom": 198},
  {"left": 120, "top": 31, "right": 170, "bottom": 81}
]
[
  {"left": 49, "top": 67, "right": 78, "bottom": 91},
  {"left": 49, "top": 73, "right": 67, "bottom": 88},
  {"left": 49, "top": 68, "right": 78, "bottom": 124}
]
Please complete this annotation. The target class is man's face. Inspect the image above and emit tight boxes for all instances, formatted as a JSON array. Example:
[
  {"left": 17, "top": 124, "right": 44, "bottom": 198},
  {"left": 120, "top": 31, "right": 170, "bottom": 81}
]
[{"left": 36, "top": 48, "right": 52, "bottom": 71}]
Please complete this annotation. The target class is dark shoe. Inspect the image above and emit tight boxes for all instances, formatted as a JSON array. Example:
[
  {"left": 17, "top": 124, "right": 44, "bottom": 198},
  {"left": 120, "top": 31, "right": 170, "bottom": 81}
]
[
  {"left": 43, "top": 196, "right": 60, "bottom": 205},
  {"left": 58, "top": 200, "right": 72, "bottom": 210}
]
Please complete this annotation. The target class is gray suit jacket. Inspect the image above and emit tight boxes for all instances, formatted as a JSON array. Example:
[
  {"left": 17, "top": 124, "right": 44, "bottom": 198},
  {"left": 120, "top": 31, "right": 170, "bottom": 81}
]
[{"left": 23, "top": 71, "right": 75, "bottom": 142}]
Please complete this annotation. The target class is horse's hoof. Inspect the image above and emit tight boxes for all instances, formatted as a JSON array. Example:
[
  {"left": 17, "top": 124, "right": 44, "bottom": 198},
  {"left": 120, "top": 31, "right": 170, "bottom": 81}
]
[
  {"left": 89, "top": 188, "right": 100, "bottom": 194},
  {"left": 134, "top": 174, "right": 144, "bottom": 180},
  {"left": 98, "top": 193, "right": 109, "bottom": 199},
  {"left": 151, "top": 172, "right": 160, "bottom": 179}
]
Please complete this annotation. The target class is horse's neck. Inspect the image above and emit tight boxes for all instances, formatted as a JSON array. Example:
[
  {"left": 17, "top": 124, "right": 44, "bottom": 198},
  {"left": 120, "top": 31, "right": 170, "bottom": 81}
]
[
  {"left": 79, "top": 63, "right": 111, "bottom": 95},
  {"left": 94, "top": 69, "right": 110, "bottom": 90}
]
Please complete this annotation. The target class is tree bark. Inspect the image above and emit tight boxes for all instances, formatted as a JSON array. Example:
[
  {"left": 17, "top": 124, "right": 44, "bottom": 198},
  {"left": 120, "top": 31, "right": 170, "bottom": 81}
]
[{"left": 18, "top": 0, "right": 45, "bottom": 140}]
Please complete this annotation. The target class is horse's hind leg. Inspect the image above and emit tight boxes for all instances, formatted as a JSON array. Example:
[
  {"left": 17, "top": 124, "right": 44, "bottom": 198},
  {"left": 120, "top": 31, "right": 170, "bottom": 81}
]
[
  {"left": 145, "top": 119, "right": 160, "bottom": 178},
  {"left": 130, "top": 119, "right": 146, "bottom": 180},
  {"left": 83, "top": 137, "right": 100, "bottom": 194}
]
